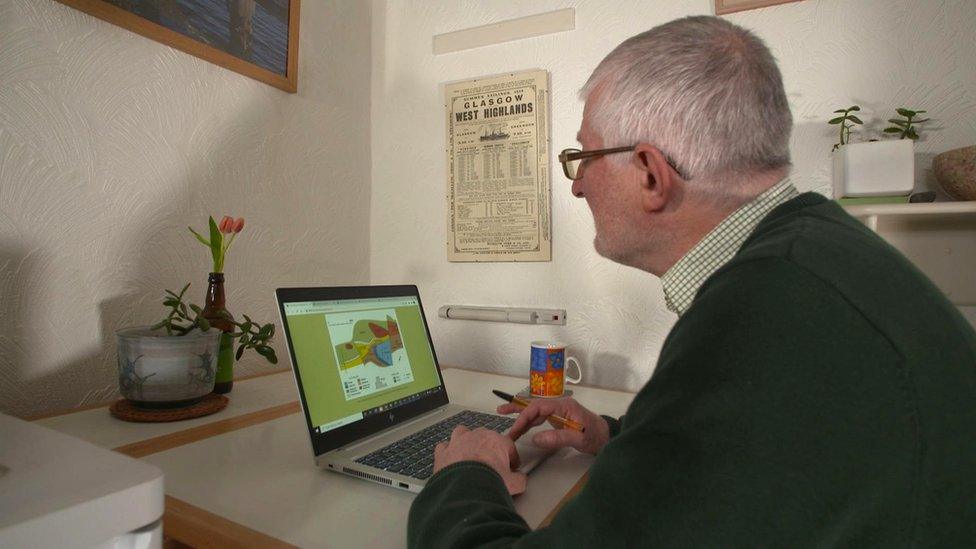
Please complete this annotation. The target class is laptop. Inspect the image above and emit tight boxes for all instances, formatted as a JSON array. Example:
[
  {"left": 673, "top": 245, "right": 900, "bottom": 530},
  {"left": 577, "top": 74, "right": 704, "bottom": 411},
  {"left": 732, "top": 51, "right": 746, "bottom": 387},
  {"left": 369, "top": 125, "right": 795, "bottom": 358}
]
[{"left": 275, "top": 285, "right": 552, "bottom": 493}]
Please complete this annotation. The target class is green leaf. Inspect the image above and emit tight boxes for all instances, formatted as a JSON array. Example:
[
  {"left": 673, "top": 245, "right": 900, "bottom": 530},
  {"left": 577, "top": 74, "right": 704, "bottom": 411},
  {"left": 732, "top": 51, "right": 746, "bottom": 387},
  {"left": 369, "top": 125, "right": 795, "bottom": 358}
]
[
  {"left": 887, "top": 119, "right": 908, "bottom": 126},
  {"left": 896, "top": 108, "right": 914, "bottom": 117},
  {"left": 907, "top": 128, "right": 919, "bottom": 140},
  {"left": 242, "top": 314, "right": 253, "bottom": 324},
  {"left": 256, "top": 346, "right": 278, "bottom": 364},
  {"left": 236, "top": 345, "right": 246, "bottom": 360},
  {"left": 914, "top": 118, "right": 930, "bottom": 123},
  {"left": 258, "top": 324, "right": 272, "bottom": 338},
  {"left": 847, "top": 116, "right": 863, "bottom": 124},
  {"left": 189, "top": 304, "right": 202, "bottom": 315},
  {"left": 163, "top": 298, "right": 178, "bottom": 307},
  {"left": 883, "top": 127, "right": 903, "bottom": 133},
  {"left": 179, "top": 303, "right": 188, "bottom": 316},
  {"left": 198, "top": 317, "right": 211, "bottom": 331},
  {"left": 188, "top": 227, "right": 210, "bottom": 247},
  {"left": 828, "top": 116, "right": 845, "bottom": 124},
  {"left": 849, "top": 105, "right": 861, "bottom": 111},
  {"left": 240, "top": 321, "right": 252, "bottom": 334},
  {"left": 208, "top": 216, "right": 223, "bottom": 272}
]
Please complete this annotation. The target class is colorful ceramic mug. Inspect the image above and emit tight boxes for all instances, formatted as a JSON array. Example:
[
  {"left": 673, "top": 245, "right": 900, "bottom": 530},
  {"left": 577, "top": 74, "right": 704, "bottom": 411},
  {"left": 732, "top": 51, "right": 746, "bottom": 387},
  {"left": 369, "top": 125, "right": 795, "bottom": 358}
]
[{"left": 529, "top": 341, "right": 583, "bottom": 398}]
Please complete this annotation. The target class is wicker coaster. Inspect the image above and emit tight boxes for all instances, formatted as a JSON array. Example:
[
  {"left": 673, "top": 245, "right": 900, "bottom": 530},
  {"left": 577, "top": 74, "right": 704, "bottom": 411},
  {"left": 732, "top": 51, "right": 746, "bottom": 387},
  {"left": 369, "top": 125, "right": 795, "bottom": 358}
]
[{"left": 110, "top": 394, "right": 229, "bottom": 423}]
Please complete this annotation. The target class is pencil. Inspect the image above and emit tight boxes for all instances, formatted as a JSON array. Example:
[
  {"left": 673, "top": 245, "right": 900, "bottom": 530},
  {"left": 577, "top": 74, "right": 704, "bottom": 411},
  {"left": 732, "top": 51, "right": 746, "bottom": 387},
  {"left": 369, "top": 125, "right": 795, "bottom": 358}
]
[{"left": 492, "top": 389, "right": 586, "bottom": 433}]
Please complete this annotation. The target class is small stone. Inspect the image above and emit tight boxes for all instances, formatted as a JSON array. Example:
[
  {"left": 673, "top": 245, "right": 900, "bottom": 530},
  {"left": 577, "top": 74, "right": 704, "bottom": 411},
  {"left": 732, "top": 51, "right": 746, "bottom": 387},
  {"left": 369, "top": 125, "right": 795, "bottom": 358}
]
[{"left": 933, "top": 145, "right": 976, "bottom": 201}]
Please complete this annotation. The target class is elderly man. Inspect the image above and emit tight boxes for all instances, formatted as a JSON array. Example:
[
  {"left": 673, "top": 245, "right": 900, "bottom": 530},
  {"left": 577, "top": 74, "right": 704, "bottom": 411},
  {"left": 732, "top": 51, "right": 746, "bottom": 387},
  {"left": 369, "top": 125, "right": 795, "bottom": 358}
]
[{"left": 409, "top": 16, "right": 976, "bottom": 546}]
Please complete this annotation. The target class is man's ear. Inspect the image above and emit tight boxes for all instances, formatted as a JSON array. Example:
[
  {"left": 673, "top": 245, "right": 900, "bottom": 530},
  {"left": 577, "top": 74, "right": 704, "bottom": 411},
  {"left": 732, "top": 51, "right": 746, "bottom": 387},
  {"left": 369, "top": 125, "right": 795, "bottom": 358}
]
[{"left": 632, "top": 143, "right": 678, "bottom": 213}]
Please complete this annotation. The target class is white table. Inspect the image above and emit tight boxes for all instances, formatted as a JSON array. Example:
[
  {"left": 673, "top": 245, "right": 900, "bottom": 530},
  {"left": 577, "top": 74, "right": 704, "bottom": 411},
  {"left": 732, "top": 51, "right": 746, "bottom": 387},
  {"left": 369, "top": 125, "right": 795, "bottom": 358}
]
[{"left": 37, "top": 368, "right": 635, "bottom": 547}]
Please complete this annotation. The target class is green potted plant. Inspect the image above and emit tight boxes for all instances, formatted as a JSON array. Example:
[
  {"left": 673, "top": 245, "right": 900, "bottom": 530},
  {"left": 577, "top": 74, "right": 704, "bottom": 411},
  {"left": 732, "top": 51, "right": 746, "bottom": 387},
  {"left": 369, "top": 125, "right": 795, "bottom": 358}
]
[
  {"left": 151, "top": 282, "right": 277, "bottom": 364},
  {"left": 114, "top": 216, "right": 278, "bottom": 408},
  {"left": 115, "top": 282, "right": 278, "bottom": 408},
  {"left": 830, "top": 105, "right": 928, "bottom": 200},
  {"left": 882, "top": 108, "right": 928, "bottom": 140}
]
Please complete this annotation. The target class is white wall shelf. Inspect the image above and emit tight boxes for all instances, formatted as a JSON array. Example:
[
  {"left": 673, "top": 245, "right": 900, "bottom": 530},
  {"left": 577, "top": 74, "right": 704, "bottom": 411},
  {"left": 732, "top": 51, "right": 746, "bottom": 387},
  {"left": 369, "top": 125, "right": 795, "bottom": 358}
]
[
  {"left": 845, "top": 201, "right": 976, "bottom": 230},
  {"left": 843, "top": 201, "right": 976, "bottom": 306}
]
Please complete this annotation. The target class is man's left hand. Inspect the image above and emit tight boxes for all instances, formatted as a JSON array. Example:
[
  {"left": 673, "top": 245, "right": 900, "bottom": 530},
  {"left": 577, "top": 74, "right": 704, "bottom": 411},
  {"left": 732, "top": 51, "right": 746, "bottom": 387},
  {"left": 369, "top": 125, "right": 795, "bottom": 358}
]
[{"left": 433, "top": 425, "right": 527, "bottom": 495}]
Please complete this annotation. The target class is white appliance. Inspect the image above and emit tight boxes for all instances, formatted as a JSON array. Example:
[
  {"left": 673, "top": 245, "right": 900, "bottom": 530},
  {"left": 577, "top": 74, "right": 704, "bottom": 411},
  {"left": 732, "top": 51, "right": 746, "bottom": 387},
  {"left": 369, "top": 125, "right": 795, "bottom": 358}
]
[{"left": 0, "top": 413, "right": 165, "bottom": 548}]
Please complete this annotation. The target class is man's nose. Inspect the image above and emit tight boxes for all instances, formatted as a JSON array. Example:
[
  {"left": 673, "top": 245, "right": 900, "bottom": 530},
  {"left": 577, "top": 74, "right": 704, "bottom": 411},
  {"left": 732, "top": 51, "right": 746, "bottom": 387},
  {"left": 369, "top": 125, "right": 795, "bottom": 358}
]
[{"left": 571, "top": 179, "right": 584, "bottom": 198}]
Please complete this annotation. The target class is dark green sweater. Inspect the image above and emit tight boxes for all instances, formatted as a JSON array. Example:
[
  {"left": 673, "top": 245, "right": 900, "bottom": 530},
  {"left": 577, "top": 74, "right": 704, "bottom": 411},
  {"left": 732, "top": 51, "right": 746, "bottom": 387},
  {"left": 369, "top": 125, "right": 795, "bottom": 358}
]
[{"left": 408, "top": 194, "right": 976, "bottom": 547}]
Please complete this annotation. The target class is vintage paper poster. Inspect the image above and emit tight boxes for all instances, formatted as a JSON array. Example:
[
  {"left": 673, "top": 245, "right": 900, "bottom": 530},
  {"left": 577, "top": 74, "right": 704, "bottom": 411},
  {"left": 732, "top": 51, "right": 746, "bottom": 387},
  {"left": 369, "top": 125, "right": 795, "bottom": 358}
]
[{"left": 445, "top": 70, "right": 551, "bottom": 262}]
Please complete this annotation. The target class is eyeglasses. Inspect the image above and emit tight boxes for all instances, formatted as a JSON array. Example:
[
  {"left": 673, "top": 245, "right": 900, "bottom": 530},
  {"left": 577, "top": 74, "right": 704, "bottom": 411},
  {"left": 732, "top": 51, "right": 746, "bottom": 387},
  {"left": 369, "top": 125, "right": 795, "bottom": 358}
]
[
  {"left": 557, "top": 145, "right": 685, "bottom": 180},
  {"left": 558, "top": 146, "right": 633, "bottom": 180}
]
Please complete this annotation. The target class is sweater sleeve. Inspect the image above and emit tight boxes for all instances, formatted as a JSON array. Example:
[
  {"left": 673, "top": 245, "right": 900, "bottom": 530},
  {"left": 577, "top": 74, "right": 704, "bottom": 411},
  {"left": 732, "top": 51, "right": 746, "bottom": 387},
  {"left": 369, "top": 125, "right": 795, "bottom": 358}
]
[
  {"left": 408, "top": 461, "right": 530, "bottom": 548},
  {"left": 601, "top": 415, "right": 623, "bottom": 438},
  {"left": 408, "top": 258, "right": 914, "bottom": 547},
  {"left": 408, "top": 416, "right": 624, "bottom": 548}
]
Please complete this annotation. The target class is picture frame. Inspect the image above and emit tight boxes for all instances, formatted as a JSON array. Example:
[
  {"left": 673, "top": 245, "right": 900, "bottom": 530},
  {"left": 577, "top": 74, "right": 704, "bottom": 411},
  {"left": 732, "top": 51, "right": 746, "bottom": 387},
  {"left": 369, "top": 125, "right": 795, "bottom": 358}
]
[
  {"left": 714, "top": 0, "right": 803, "bottom": 15},
  {"left": 56, "top": 0, "right": 300, "bottom": 93}
]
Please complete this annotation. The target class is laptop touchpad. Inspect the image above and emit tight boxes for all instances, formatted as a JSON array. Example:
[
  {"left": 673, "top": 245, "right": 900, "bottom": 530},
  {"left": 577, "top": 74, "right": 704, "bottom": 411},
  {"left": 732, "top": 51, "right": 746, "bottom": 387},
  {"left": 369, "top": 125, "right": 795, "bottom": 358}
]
[{"left": 513, "top": 423, "right": 559, "bottom": 474}]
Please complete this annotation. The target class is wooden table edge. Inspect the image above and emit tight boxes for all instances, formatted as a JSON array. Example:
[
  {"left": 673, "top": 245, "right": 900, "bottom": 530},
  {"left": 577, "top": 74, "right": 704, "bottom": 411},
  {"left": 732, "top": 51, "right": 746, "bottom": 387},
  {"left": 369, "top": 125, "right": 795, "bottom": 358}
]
[
  {"left": 538, "top": 471, "right": 588, "bottom": 528},
  {"left": 164, "top": 495, "right": 296, "bottom": 548}
]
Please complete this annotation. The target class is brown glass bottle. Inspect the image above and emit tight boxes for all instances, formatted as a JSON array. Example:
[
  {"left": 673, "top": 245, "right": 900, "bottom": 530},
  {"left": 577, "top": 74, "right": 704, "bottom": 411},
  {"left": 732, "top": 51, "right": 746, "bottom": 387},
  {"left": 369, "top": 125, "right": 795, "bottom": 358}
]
[{"left": 201, "top": 272, "right": 235, "bottom": 394}]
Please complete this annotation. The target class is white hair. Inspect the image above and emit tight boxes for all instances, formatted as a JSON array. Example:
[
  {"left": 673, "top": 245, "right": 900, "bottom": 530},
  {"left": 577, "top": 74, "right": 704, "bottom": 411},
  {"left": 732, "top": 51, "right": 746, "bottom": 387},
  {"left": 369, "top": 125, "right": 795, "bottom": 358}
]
[{"left": 582, "top": 16, "right": 792, "bottom": 191}]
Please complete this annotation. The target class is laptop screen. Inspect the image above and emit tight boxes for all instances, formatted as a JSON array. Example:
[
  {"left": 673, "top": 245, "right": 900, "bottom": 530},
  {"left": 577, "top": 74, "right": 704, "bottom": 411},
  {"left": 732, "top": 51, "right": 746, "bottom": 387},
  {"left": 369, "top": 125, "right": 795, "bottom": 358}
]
[{"left": 280, "top": 290, "right": 446, "bottom": 445}]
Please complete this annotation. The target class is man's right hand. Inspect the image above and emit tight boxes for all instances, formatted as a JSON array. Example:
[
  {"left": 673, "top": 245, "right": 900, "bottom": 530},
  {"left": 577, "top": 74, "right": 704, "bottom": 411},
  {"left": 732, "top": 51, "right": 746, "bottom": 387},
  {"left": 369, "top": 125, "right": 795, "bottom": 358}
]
[{"left": 498, "top": 398, "right": 610, "bottom": 455}]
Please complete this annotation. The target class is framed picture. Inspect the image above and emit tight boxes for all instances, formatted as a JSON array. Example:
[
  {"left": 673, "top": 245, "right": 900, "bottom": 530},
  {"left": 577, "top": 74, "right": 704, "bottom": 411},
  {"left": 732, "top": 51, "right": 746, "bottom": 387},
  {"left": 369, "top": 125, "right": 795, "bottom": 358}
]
[
  {"left": 57, "top": 0, "right": 300, "bottom": 93},
  {"left": 715, "top": 0, "right": 803, "bottom": 15}
]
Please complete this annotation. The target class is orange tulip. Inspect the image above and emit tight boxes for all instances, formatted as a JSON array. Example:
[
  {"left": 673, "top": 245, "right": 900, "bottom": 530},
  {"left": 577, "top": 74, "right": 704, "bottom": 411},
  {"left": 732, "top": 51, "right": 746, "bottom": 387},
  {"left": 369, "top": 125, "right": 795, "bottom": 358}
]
[
  {"left": 232, "top": 217, "right": 245, "bottom": 233},
  {"left": 218, "top": 215, "right": 234, "bottom": 233}
]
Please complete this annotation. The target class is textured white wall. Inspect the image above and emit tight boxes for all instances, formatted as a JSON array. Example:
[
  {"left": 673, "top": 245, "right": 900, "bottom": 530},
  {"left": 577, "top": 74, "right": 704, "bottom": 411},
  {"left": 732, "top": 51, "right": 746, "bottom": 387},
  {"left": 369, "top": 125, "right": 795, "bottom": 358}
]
[
  {"left": 370, "top": 0, "right": 976, "bottom": 392},
  {"left": 0, "top": 0, "right": 372, "bottom": 417}
]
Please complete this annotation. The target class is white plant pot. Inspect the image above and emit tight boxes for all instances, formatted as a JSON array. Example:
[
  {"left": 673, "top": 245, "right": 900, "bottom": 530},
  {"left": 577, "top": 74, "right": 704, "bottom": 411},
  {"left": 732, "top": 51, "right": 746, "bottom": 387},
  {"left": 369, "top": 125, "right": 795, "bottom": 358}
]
[
  {"left": 116, "top": 326, "right": 220, "bottom": 407},
  {"left": 832, "top": 140, "right": 915, "bottom": 198}
]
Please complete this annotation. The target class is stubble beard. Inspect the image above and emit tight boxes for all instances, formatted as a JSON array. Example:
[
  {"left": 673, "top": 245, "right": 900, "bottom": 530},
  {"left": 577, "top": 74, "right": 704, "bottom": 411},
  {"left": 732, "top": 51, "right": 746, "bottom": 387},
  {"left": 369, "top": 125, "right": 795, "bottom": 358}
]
[
  {"left": 593, "top": 224, "right": 664, "bottom": 274},
  {"left": 593, "top": 229, "right": 641, "bottom": 270}
]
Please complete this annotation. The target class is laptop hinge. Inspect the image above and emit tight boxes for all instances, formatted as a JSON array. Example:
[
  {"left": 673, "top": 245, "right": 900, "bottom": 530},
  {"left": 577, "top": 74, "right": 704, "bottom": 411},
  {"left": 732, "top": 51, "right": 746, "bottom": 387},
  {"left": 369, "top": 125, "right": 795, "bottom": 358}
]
[{"left": 338, "top": 405, "right": 450, "bottom": 452}]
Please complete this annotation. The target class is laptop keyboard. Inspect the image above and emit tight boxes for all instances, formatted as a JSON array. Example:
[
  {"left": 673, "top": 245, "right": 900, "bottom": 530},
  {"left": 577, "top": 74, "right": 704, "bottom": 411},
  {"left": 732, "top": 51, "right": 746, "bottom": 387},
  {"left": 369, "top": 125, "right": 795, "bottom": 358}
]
[{"left": 354, "top": 410, "right": 515, "bottom": 480}]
